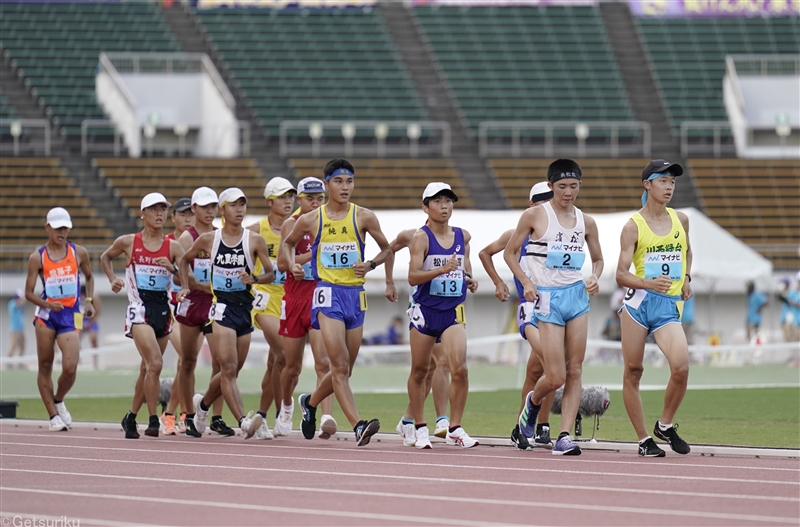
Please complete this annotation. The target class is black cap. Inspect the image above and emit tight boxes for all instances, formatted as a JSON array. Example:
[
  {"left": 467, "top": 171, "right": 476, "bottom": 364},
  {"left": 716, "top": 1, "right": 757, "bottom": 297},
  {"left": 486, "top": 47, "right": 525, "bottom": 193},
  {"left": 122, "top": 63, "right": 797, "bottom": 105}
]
[
  {"left": 172, "top": 197, "right": 192, "bottom": 212},
  {"left": 642, "top": 159, "right": 684, "bottom": 180}
]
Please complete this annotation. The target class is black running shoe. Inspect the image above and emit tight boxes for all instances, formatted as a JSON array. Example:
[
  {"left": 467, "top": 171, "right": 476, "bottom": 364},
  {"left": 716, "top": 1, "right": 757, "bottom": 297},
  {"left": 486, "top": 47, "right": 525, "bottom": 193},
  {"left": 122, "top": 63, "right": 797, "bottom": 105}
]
[
  {"left": 511, "top": 425, "right": 532, "bottom": 451},
  {"left": 355, "top": 418, "right": 380, "bottom": 447},
  {"left": 653, "top": 421, "right": 691, "bottom": 454},
  {"left": 122, "top": 412, "right": 140, "bottom": 439},
  {"left": 210, "top": 418, "right": 236, "bottom": 437},
  {"left": 534, "top": 423, "right": 552, "bottom": 448},
  {"left": 145, "top": 416, "right": 159, "bottom": 437},
  {"left": 184, "top": 417, "right": 202, "bottom": 438},
  {"left": 299, "top": 393, "right": 316, "bottom": 440},
  {"left": 638, "top": 437, "right": 666, "bottom": 457}
]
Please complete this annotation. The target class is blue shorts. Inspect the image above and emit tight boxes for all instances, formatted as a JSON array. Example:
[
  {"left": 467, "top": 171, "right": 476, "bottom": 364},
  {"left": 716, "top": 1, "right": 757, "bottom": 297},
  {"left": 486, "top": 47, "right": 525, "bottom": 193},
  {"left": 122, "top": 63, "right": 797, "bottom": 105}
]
[
  {"left": 619, "top": 289, "right": 681, "bottom": 333},
  {"left": 34, "top": 305, "right": 81, "bottom": 335},
  {"left": 534, "top": 281, "right": 590, "bottom": 327},
  {"left": 210, "top": 302, "right": 254, "bottom": 338},
  {"left": 407, "top": 303, "right": 463, "bottom": 338},
  {"left": 311, "top": 283, "right": 366, "bottom": 331},
  {"left": 516, "top": 301, "right": 539, "bottom": 339}
]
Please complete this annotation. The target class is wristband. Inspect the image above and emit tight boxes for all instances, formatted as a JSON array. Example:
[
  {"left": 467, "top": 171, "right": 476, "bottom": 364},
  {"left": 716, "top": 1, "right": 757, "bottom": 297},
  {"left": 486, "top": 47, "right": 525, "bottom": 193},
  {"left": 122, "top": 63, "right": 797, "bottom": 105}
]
[
  {"left": 170, "top": 266, "right": 179, "bottom": 274},
  {"left": 464, "top": 272, "right": 472, "bottom": 279},
  {"left": 685, "top": 274, "right": 692, "bottom": 283},
  {"left": 368, "top": 260, "right": 376, "bottom": 270},
  {"left": 85, "top": 297, "right": 93, "bottom": 303}
]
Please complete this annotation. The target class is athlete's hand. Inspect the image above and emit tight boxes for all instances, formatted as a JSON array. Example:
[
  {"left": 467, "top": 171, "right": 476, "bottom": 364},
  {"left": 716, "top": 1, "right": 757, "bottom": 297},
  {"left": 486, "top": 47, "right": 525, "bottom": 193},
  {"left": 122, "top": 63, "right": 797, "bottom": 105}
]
[
  {"left": 154, "top": 256, "right": 174, "bottom": 271},
  {"left": 85, "top": 305, "right": 96, "bottom": 319},
  {"left": 384, "top": 282, "right": 398, "bottom": 303},
  {"left": 584, "top": 274, "right": 600, "bottom": 296},
  {"left": 467, "top": 277, "right": 479, "bottom": 294},
  {"left": 443, "top": 253, "right": 460, "bottom": 274},
  {"left": 48, "top": 301, "right": 64, "bottom": 312},
  {"left": 110, "top": 278, "right": 125, "bottom": 294},
  {"left": 681, "top": 280, "right": 693, "bottom": 301},
  {"left": 290, "top": 263, "right": 305, "bottom": 281},
  {"left": 352, "top": 261, "right": 368, "bottom": 278},
  {"left": 522, "top": 278, "right": 538, "bottom": 303},
  {"left": 648, "top": 275, "right": 672, "bottom": 294},
  {"left": 176, "top": 289, "right": 190, "bottom": 303},
  {"left": 494, "top": 281, "right": 510, "bottom": 302},
  {"left": 239, "top": 270, "right": 255, "bottom": 285}
]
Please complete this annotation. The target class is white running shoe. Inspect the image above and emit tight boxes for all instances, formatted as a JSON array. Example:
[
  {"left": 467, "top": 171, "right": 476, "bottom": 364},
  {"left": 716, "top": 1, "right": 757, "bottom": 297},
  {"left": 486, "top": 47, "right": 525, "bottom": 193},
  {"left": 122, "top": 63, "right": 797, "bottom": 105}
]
[
  {"left": 275, "top": 406, "right": 293, "bottom": 436},
  {"left": 399, "top": 420, "right": 416, "bottom": 447},
  {"left": 49, "top": 414, "right": 68, "bottom": 431},
  {"left": 446, "top": 427, "right": 479, "bottom": 448},
  {"left": 241, "top": 411, "right": 263, "bottom": 440},
  {"left": 433, "top": 418, "right": 449, "bottom": 438},
  {"left": 414, "top": 426, "right": 432, "bottom": 449},
  {"left": 319, "top": 414, "right": 337, "bottom": 439},
  {"left": 55, "top": 401, "right": 72, "bottom": 427},
  {"left": 192, "top": 393, "right": 208, "bottom": 434},
  {"left": 256, "top": 418, "right": 274, "bottom": 440}
]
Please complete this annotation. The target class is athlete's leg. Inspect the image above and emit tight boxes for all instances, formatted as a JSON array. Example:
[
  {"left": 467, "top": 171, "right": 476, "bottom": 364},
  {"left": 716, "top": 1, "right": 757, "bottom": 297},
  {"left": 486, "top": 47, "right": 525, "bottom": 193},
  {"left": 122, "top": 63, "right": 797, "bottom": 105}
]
[
  {"left": 166, "top": 329, "right": 183, "bottom": 415},
  {"left": 280, "top": 335, "right": 305, "bottom": 406},
  {"left": 130, "top": 325, "right": 169, "bottom": 418},
  {"left": 310, "top": 314, "right": 361, "bottom": 426},
  {"left": 531, "top": 322, "right": 567, "bottom": 406},
  {"left": 407, "top": 329, "right": 436, "bottom": 423},
  {"left": 440, "top": 324, "right": 468, "bottom": 426},
  {"left": 256, "top": 314, "right": 283, "bottom": 418},
  {"left": 35, "top": 324, "right": 58, "bottom": 417},
  {"left": 177, "top": 324, "right": 204, "bottom": 414},
  {"left": 210, "top": 348, "right": 224, "bottom": 416},
  {"left": 206, "top": 323, "right": 248, "bottom": 421},
  {"left": 652, "top": 323, "right": 689, "bottom": 425},
  {"left": 309, "top": 330, "right": 333, "bottom": 416},
  {"left": 620, "top": 308, "right": 650, "bottom": 440},
  {"left": 430, "top": 342, "right": 450, "bottom": 418},
  {"left": 560, "top": 314, "right": 588, "bottom": 436},
  {"left": 53, "top": 331, "right": 80, "bottom": 403}
]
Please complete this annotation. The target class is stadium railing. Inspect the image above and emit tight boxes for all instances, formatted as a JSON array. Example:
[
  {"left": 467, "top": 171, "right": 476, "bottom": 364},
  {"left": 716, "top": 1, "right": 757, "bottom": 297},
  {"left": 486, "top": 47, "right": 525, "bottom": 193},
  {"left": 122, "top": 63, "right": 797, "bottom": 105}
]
[
  {"left": 680, "top": 121, "right": 734, "bottom": 158},
  {"left": 0, "top": 118, "right": 51, "bottom": 156}
]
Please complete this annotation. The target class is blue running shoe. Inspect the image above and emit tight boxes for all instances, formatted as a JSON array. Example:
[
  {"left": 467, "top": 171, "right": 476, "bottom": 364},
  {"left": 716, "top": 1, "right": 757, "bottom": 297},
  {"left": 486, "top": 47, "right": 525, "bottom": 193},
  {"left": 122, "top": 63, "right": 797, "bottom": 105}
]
[
  {"left": 299, "top": 393, "right": 316, "bottom": 440},
  {"left": 355, "top": 418, "right": 381, "bottom": 447},
  {"left": 553, "top": 434, "right": 581, "bottom": 456},
  {"left": 518, "top": 390, "right": 540, "bottom": 439}
]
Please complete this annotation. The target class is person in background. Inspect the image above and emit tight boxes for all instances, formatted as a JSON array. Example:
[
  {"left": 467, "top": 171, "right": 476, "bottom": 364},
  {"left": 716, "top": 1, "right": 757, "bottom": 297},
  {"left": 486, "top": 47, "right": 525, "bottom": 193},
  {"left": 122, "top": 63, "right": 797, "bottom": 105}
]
[
  {"left": 6, "top": 289, "right": 26, "bottom": 368},
  {"left": 745, "top": 281, "right": 769, "bottom": 341},
  {"left": 79, "top": 285, "right": 101, "bottom": 369},
  {"left": 681, "top": 294, "right": 696, "bottom": 346}
]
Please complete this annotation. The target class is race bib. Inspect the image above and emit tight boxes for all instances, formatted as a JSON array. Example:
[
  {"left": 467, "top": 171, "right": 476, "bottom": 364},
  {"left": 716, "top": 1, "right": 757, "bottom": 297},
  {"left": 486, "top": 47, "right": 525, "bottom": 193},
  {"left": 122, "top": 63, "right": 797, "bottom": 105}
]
[
  {"left": 135, "top": 265, "right": 170, "bottom": 291},
  {"left": 429, "top": 270, "right": 463, "bottom": 297},
  {"left": 34, "top": 306, "right": 51, "bottom": 321},
  {"left": 517, "top": 301, "right": 535, "bottom": 327},
  {"left": 319, "top": 242, "right": 359, "bottom": 269},
  {"left": 407, "top": 303, "right": 425, "bottom": 329},
  {"left": 253, "top": 291, "right": 270, "bottom": 311},
  {"left": 280, "top": 300, "right": 287, "bottom": 320},
  {"left": 623, "top": 288, "right": 647, "bottom": 310},
  {"left": 176, "top": 298, "right": 191, "bottom": 317},
  {"left": 209, "top": 302, "right": 226, "bottom": 321},
  {"left": 534, "top": 291, "right": 551, "bottom": 316},
  {"left": 546, "top": 243, "right": 585, "bottom": 271},
  {"left": 127, "top": 303, "right": 146, "bottom": 325},
  {"left": 44, "top": 274, "right": 78, "bottom": 300},
  {"left": 194, "top": 259, "right": 211, "bottom": 284},
  {"left": 212, "top": 267, "right": 246, "bottom": 292},
  {"left": 300, "top": 262, "right": 314, "bottom": 281},
  {"left": 272, "top": 261, "right": 286, "bottom": 285},
  {"left": 312, "top": 286, "right": 332, "bottom": 309},
  {"left": 644, "top": 252, "right": 682, "bottom": 281}
]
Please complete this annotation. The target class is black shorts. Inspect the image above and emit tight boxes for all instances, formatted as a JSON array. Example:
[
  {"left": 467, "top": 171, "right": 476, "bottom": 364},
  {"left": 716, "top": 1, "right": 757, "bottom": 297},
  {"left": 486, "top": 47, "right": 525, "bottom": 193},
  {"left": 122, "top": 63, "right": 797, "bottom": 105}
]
[
  {"left": 125, "top": 302, "right": 172, "bottom": 340},
  {"left": 210, "top": 302, "right": 253, "bottom": 338}
]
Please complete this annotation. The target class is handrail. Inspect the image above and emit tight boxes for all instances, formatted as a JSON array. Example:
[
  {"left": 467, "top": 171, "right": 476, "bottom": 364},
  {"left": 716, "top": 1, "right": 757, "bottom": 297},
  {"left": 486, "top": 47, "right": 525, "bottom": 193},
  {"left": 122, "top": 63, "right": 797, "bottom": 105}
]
[
  {"left": 727, "top": 54, "right": 800, "bottom": 76},
  {"left": 679, "top": 121, "right": 733, "bottom": 158},
  {"left": 0, "top": 118, "right": 51, "bottom": 156},
  {"left": 725, "top": 55, "right": 746, "bottom": 115},
  {"left": 81, "top": 119, "right": 122, "bottom": 158},
  {"left": 98, "top": 53, "right": 138, "bottom": 113}
]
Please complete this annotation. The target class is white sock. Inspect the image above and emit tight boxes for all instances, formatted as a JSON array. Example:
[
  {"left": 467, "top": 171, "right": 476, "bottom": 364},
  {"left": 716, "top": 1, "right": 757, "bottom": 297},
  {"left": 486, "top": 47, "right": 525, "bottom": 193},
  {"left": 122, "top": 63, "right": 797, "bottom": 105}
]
[
  {"left": 639, "top": 436, "right": 652, "bottom": 444},
  {"left": 658, "top": 421, "right": 672, "bottom": 431},
  {"left": 282, "top": 401, "right": 293, "bottom": 414}
]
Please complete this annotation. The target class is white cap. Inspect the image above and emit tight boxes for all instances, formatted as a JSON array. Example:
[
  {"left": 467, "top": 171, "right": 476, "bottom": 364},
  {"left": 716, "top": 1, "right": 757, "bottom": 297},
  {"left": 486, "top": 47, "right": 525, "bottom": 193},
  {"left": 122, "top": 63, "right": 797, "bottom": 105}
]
[
  {"left": 529, "top": 181, "right": 553, "bottom": 202},
  {"left": 422, "top": 182, "right": 458, "bottom": 202},
  {"left": 46, "top": 207, "right": 73, "bottom": 229},
  {"left": 263, "top": 177, "right": 296, "bottom": 199},
  {"left": 219, "top": 187, "right": 247, "bottom": 206},
  {"left": 191, "top": 186, "right": 219, "bottom": 206},
  {"left": 297, "top": 177, "right": 325, "bottom": 195},
  {"left": 140, "top": 192, "right": 171, "bottom": 211}
]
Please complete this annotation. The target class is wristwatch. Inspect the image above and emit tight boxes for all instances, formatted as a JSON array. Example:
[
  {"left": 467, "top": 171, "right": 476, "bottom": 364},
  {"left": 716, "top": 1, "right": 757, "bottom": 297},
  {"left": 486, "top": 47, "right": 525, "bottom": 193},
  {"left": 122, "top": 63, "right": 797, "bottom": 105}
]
[{"left": 368, "top": 260, "right": 377, "bottom": 270}]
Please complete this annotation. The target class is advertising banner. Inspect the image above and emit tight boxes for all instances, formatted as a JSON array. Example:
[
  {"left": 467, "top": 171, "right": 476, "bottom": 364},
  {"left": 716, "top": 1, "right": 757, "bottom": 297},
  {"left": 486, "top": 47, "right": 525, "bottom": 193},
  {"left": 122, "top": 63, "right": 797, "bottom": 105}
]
[{"left": 629, "top": 0, "right": 800, "bottom": 17}]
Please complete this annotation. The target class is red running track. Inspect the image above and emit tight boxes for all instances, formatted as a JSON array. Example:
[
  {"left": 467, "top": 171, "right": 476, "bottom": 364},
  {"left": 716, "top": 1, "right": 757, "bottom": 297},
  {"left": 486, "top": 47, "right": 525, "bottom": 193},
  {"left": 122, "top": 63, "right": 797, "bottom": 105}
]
[{"left": 0, "top": 421, "right": 798, "bottom": 527}]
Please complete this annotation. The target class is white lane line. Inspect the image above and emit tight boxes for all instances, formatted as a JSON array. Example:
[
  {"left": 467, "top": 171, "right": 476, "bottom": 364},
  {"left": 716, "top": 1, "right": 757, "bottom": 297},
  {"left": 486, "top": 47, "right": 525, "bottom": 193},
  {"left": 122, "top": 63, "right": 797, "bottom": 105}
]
[
  {"left": 2, "top": 469, "right": 796, "bottom": 525},
  {"left": 1, "top": 441, "right": 796, "bottom": 486},
  {"left": 0, "top": 511, "right": 171, "bottom": 527},
  {"left": 2, "top": 429, "right": 797, "bottom": 473},
  {"left": 0, "top": 487, "right": 524, "bottom": 527},
  {"left": 2, "top": 453, "right": 797, "bottom": 504}
]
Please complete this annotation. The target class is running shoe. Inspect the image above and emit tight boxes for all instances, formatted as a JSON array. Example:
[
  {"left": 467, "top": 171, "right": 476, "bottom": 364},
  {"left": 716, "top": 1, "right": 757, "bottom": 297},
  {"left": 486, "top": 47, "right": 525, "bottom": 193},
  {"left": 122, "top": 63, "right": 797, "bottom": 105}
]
[
  {"left": 161, "top": 412, "right": 176, "bottom": 435},
  {"left": 319, "top": 414, "right": 337, "bottom": 439},
  {"left": 414, "top": 426, "right": 432, "bottom": 450},
  {"left": 446, "top": 427, "right": 479, "bottom": 448},
  {"left": 553, "top": 434, "right": 581, "bottom": 456},
  {"left": 192, "top": 393, "right": 208, "bottom": 434},
  {"left": 256, "top": 418, "right": 274, "bottom": 440},
  {"left": 240, "top": 411, "right": 263, "bottom": 440},
  {"left": 518, "top": 390, "right": 539, "bottom": 439},
  {"left": 210, "top": 417, "right": 236, "bottom": 437},
  {"left": 275, "top": 405, "right": 293, "bottom": 437},
  {"left": 511, "top": 424, "right": 532, "bottom": 451},
  {"left": 54, "top": 401, "right": 72, "bottom": 427},
  {"left": 49, "top": 414, "right": 68, "bottom": 432},
  {"left": 177, "top": 412, "right": 187, "bottom": 434},
  {"left": 298, "top": 393, "right": 316, "bottom": 440},
  {"left": 433, "top": 418, "right": 450, "bottom": 439},
  {"left": 184, "top": 417, "right": 202, "bottom": 438},
  {"left": 653, "top": 421, "right": 691, "bottom": 454},
  {"left": 145, "top": 416, "right": 159, "bottom": 437},
  {"left": 121, "top": 411, "right": 139, "bottom": 439},
  {"left": 534, "top": 423, "right": 552, "bottom": 449},
  {"left": 355, "top": 419, "right": 381, "bottom": 447},
  {"left": 638, "top": 437, "right": 666, "bottom": 457},
  {"left": 397, "top": 420, "right": 416, "bottom": 447}
]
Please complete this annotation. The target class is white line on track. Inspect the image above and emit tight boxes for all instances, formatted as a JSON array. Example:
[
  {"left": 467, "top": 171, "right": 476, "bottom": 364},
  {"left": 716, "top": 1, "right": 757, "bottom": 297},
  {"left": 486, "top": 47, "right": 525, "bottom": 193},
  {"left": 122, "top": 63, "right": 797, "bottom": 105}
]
[
  {"left": 1, "top": 440, "right": 796, "bottom": 487},
  {"left": 0, "top": 487, "right": 524, "bottom": 527},
  {"left": 0, "top": 511, "right": 171, "bottom": 527},
  {"left": 2, "top": 469, "right": 796, "bottom": 525},
  {"left": 2, "top": 453, "right": 797, "bottom": 505}
]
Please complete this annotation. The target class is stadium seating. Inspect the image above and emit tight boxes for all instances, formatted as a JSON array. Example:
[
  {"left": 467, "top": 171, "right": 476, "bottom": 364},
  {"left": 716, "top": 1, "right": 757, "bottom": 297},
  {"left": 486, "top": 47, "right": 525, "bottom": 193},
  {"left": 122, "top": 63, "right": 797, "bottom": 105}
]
[
  {"left": 289, "top": 158, "right": 473, "bottom": 209},
  {"left": 413, "top": 5, "right": 634, "bottom": 133},
  {"left": 196, "top": 7, "right": 428, "bottom": 136},
  {"left": 92, "top": 157, "right": 270, "bottom": 218},
  {"left": 0, "top": 87, "right": 15, "bottom": 119},
  {"left": 489, "top": 158, "right": 648, "bottom": 211},
  {"left": 0, "top": 2, "right": 180, "bottom": 136},
  {"left": 689, "top": 158, "right": 800, "bottom": 269},
  {"left": 637, "top": 16, "right": 800, "bottom": 136}
]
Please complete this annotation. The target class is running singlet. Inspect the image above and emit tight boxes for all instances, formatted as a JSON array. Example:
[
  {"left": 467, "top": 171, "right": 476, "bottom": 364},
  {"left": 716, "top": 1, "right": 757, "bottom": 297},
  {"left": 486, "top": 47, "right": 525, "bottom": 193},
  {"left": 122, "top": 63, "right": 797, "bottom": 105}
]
[
  {"left": 412, "top": 225, "right": 466, "bottom": 311},
  {"left": 166, "top": 232, "right": 180, "bottom": 304},
  {"left": 284, "top": 212, "right": 316, "bottom": 299},
  {"left": 254, "top": 218, "right": 286, "bottom": 287},
  {"left": 185, "top": 225, "right": 215, "bottom": 302},
  {"left": 210, "top": 229, "right": 255, "bottom": 307},
  {"left": 311, "top": 203, "right": 365, "bottom": 286},
  {"left": 631, "top": 208, "right": 687, "bottom": 297},
  {"left": 125, "top": 232, "right": 171, "bottom": 305},
  {"left": 38, "top": 242, "right": 81, "bottom": 309},
  {"left": 520, "top": 201, "right": 586, "bottom": 288}
]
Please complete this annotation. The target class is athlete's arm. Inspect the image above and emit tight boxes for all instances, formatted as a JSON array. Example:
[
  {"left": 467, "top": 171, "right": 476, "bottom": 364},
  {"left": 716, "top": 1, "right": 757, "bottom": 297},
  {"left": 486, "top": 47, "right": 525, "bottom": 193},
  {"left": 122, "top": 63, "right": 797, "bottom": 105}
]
[
  {"left": 503, "top": 208, "right": 539, "bottom": 302},
  {"left": 284, "top": 209, "right": 318, "bottom": 269},
  {"left": 479, "top": 229, "right": 512, "bottom": 302},
  {"left": 178, "top": 230, "right": 207, "bottom": 293},
  {"left": 677, "top": 211, "right": 693, "bottom": 301},
  {"left": 76, "top": 244, "right": 96, "bottom": 319},
  {"left": 247, "top": 232, "right": 275, "bottom": 286},
  {"left": 177, "top": 231, "right": 213, "bottom": 300},
  {"left": 383, "top": 228, "right": 417, "bottom": 303},
  {"left": 101, "top": 234, "right": 134, "bottom": 294},
  {"left": 166, "top": 240, "right": 185, "bottom": 288},
  {"left": 24, "top": 250, "right": 61, "bottom": 311},
  {"left": 616, "top": 220, "right": 670, "bottom": 293},
  {"left": 583, "top": 214, "right": 604, "bottom": 296},
  {"left": 353, "top": 208, "right": 392, "bottom": 279},
  {"left": 462, "top": 229, "right": 478, "bottom": 294}
]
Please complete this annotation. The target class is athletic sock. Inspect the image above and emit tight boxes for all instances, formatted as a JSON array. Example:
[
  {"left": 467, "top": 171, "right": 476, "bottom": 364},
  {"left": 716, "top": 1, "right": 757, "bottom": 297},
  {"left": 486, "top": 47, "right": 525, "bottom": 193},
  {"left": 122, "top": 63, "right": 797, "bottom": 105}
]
[
  {"left": 282, "top": 402, "right": 293, "bottom": 413},
  {"left": 49, "top": 414, "right": 58, "bottom": 420},
  {"left": 186, "top": 413, "right": 195, "bottom": 419},
  {"left": 415, "top": 423, "right": 427, "bottom": 430},
  {"left": 199, "top": 399, "right": 210, "bottom": 412},
  {"left": 538, "top": 422, "right": 549, "bottom": 428},
  {"left": 436, "top": 415, "right": 449, "bottom": 422},
  {"left": 54, "top": 399, "right": 62, "bottom": 405},
  {"left": 658, "top": 421, "right": 672, "bottom": 431},
  {"left": 448, "top": 425, "right": 461, "bottom": 433},
  {"left": 212, "top": 415, "right": 222, "bottom": 422},
  {"left": 402, "top": 417, "right": 413, "bottom": 425},
  {"left": 238, "top": 416, "right": 245, "bottom": 427},
  {"left": 558, "top": 432, "right": 569, "bottom": 440},
  {"left": 639, "top": 436, "right": 652, "bottom": 444},
  {"left": 148, "top": 415, "right": 159, "bottom": 427},
  {"left": 165, "top": 412, "right": 173, "bottom": 417},
  {"left": 275, "top": 408, "right": 280, "bottom": 419},
  {"left": 257, "top": 411, "right": 267, "bottom": 419}
]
